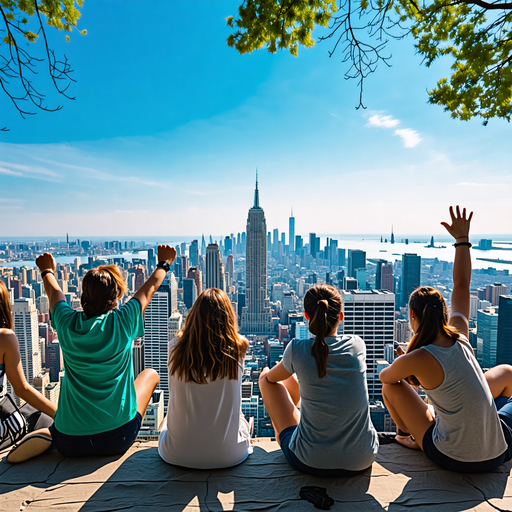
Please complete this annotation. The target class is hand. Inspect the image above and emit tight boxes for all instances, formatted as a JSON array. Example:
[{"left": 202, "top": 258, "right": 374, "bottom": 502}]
[
  {"left": 36, "top": 253, "right": 56, "bottom": 273},
  {"left": 440, "top": 205, "right": 473, "bottom": 241},
  {"left": 157, "top": 245, "right": 176, "bottom": 265}
]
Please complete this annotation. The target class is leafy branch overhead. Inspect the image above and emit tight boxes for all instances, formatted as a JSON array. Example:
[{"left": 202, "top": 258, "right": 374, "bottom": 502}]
[
  {"left": 227, "top": 0, "right": 512, "bottom": 124},
  {"left": 0, "top": 0, "right": 85, "bottom": 130}
]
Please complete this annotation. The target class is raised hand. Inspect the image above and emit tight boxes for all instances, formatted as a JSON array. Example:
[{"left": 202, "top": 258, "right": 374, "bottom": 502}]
[
  {"left": 157, "top": 245, "right": 177, "bottom": 265},
  {"left": 36, "top": 253, "right": 56, "bottom": 273},
  {"left": 440, "top": 206, "right": 473, "bottom": 241}
]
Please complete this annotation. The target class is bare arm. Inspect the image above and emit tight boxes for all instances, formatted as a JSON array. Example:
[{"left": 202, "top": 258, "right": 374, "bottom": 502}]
[
  {"left": 265, "top": 361, "right": 293, "bottom": 383},
  {"left": 441, "top": 206, "right": 473, "bottom": 338},
  {"left": 133, "top": 245, "right": 176, "bottom": 314},
  {"left": 35, "top": 253, "right": 66, "bottom": 313},
  {"left": 2, "top": 332, "right": 56, "bottom": 418}
]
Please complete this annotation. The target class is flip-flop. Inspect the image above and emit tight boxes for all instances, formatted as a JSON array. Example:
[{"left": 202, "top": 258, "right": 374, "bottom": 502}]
[{"left": 7, "top": 430, "right": 52, "bottom": 464}]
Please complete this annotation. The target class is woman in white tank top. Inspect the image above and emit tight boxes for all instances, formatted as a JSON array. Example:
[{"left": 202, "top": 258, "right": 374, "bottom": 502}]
[
  {"left": 380, "top": 206, "right": 512, "bottom": 472},
  {"left": 158, "top": 288, "right": 252, "bottom": 469}
]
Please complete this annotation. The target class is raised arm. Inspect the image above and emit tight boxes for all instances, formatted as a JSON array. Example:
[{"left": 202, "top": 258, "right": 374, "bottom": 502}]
[
  {"left": 36, "top": 253, "right": 66, "bottom": 313},
  {"left": 133, "top": 245, "right": 176, "bottom": 314},
  {"left": 441, "top": 206, "right": 473, "bottom": 338}
]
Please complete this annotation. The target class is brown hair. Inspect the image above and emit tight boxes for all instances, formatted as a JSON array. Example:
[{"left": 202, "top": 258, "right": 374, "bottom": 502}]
[
  {"left": 0, "top": 281, "right": 13, "bottom": 330},
  {"left": 81, "top": 265, "right": 127, "bottom": 318},
  {"left": 405, "top": 286, "right": 460, "bottom": 386},
  {"left": 304, "top": 284, "right": 342, "bottom": 378},
  {"left": 169, "top": 288, "right": 246, "bottom": 384}
]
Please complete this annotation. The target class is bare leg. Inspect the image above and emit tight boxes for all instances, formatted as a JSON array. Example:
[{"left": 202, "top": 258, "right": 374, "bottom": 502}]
[
  {"left": 485, "top": 365, "right": 512, "bottom": 399},
  {"left": 259, "top": 368, "right": 300, "bottom": 445},
  {"left": 282, "top": 374, "right": 300, "bottom": 408},
  {"left": 134, "top": 368, "right": 159, "bottom": 418},
  {"left": 382, "top": 381, "right": 435, "bottom": 451}
]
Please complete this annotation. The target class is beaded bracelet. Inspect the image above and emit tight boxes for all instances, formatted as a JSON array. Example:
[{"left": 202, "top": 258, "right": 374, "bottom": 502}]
[
  {"left": 41, "top": 269, "right": 55, "bottom": 279},
  {"left": 453, "top": 242, "right": 472, "bottom": 248}
]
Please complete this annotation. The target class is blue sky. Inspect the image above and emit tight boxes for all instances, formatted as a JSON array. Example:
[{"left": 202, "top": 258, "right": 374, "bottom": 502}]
[{"left": 1, "top": 1, "right": 511, "bottom": 237}]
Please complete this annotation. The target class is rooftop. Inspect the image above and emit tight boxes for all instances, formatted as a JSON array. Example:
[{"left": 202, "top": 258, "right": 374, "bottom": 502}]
[{"left": 1, "top": 439, "right": 511, "bottom": 511}]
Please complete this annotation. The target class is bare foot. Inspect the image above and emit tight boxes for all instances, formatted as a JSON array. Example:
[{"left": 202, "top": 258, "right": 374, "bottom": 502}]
[{"left": 395, "top": 435, "right": 420, "bottom": 450}]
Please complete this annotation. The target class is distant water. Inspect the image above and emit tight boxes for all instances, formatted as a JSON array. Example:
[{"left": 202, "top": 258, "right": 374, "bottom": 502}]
[{"left": 2, "top": 237, "right": 512, "bottom": 271}]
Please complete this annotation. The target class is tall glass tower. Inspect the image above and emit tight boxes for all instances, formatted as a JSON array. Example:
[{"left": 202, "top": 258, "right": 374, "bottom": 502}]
[
  {"left": 241, "top": 174, "right": 273, "bottom": 334},
  {"left": 289, "top": 209, "right": 295, "bottom": 254}
]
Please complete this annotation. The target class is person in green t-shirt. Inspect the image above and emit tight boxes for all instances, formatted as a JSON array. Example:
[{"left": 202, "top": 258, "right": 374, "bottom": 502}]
[{"left": 8, "top": 245, "right": 176, "bottom": 461}]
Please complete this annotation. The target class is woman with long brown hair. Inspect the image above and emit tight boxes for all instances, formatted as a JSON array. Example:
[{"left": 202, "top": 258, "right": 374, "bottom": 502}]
[
  {"left": 380, "top": 206, "right": 512, "bottom": 472},
  {"left": 0, "top": 280, "right": 55, "bottom": 463},
  {"left": 158, "top": 288, "right": 252, "bottom": 469},
  {"left": 258, "top": 284, "right": 378, "bottom": 477}
]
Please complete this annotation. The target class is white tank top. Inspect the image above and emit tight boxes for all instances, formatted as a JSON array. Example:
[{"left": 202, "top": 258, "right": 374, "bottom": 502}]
[
  {"left": 422, "top": 337, "right": 507, "bottom": 462},
  {"left": 158, "top": 338, "right": 252, "bottom": 469}
]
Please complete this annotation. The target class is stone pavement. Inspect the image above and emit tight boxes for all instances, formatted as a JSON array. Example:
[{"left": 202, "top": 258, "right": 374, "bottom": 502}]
[{"left": 0, "top": 438, "right": 511, "bottom": 511}]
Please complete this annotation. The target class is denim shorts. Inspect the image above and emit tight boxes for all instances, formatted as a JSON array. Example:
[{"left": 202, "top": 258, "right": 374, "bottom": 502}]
[
  {"left": 279, "top": 425, "right": 370, "bottom": 478},
  {"left": 422, "top": 397, "right": 512, "bottom": 473},
  {"left": 50, "top": 412, "right": 142, "bottom": 458}
]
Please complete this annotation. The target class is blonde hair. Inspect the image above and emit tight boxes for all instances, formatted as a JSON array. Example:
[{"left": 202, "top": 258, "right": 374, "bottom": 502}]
[
  {"left": 169, "top": 288, "right": 245, "bottom": 384},
  {"left": 81, "top": 265, "right": 127, "bottom": 318}
]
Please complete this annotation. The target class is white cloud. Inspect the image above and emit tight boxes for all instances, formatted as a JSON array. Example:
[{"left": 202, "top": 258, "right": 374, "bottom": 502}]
[
  {"left": 367, "top": 114, "right": 400, "bottom": 128},
  {"left": 0, "top": 167, "right": 22, "bottom": 176},
  {"left": 394, "top": 128, "right": 422, "bottom": 148},
  {"left": 0, "top": 161, "right": 60, "bottom": 178}
]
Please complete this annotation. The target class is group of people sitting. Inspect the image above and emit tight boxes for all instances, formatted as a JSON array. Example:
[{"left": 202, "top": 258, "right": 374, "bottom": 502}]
[{"left": 1, "top": 206, "right": 512, "bottom": 477}]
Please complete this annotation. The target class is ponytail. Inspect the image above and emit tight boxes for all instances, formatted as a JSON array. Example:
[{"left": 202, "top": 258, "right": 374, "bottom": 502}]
[
  {"left": 304, "top": 285, "right": 342, "bottom": 379},
  {"left": 405, "top": 287, "right": 460, "bottom": 386},
  {"left": 310, "top": 300, "right": 330, "bottom": 378}
]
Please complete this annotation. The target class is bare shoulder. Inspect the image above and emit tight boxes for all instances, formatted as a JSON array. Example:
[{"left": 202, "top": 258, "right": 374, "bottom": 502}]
[
  {"left": 239, "top": 336, "right": 250, "bottom": 357},
  {"left": 0, "top": 329, "right": 19, "bottom": 350},
  {"left": 0, "top": 329, "right": 17, "bottom": 342}
]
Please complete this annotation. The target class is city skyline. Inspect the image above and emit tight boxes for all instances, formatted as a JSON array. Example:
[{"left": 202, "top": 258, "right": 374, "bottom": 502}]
[{"left": 0, "top": 2, "right": 511, "bottom": 237}]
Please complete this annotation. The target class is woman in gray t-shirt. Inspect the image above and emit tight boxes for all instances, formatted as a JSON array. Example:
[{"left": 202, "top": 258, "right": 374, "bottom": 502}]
[
  {"left": 259, "top": 284, "right": 378, "bottom": 477},
  {"left": 380, "top": 206, "right": 512, "bottom": 473}
]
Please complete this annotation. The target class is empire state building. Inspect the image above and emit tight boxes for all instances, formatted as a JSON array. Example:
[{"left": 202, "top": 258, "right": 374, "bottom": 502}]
[{"left": 241, "top": 176, "right": 273, "bottom": 334}]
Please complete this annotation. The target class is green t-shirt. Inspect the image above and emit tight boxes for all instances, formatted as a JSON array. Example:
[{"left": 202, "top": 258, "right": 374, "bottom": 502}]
[{"left": 52, "top": 299, "right": 144, "bottom": 435}]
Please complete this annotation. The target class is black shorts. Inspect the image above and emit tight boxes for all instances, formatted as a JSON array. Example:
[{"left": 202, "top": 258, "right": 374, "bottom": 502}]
[
  {"left": 0, "top": 401, "right": 53, "bottom": 451},
  {"left": 422, "top": 418, "right": 512, "bottom": 473},
  {"left": 50, "top": 412, "right": 142, "bottom": 458}
]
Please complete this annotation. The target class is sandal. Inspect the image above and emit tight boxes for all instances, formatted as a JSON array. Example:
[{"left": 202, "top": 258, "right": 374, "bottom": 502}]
[{"left": 7, "top": 429, "right": 52, "bottom": 464}]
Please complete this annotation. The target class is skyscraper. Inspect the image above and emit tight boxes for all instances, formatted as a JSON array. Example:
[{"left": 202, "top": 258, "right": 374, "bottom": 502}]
[
  {"left": 401, "top": 253, "right": 421, "bottom": 307},
  {"left": 13, "top": 298, "right": 41, "bottom": 385},
  {"left": 477, "top": 307, "right": 499, "bottom": 368},
  {"left": 189, "top": 240, "right": 199, "bottom": 267},
  {"left": 348, "top": 250, "right": 366, "bottom": 279},
  {"left": 206, "top": 244, "right": 225, "bottom": 291},
  {"left": 341, "top": 290, "right": 395, "bottom": 400},
  {"left": 143, "top": 291, "right": 170, "bottom": 410},
  {"left": 241, "top": 175, "right": 273, "bottom": 334},
  {"left": 226, "top": 254, "right": 235, "bottom": 287},
  {"left": 309, "top": 233, "right": 317, "bottom": 257},
  {"left": 187, "top": 266, "right": 202, "bottom": 296},
  {"left": 183, "top": 278, "right": 198, "bottom": 309},
  {"left": 497, "top": 296, "right": 512, "bottom": 365},
  {"left": 376, "top": 260, "right": 393, "bottom": 292},
  {"left": 201, "top": 234, "right": 206, "bottom": 256},
  {"left": 289, "top": 209, "right": 295, "bottom": 253}
]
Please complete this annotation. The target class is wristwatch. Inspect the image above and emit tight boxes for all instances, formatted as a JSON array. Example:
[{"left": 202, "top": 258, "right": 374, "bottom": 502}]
[{"left": 156, "top": 261, "right": 171, "bottom": 272}]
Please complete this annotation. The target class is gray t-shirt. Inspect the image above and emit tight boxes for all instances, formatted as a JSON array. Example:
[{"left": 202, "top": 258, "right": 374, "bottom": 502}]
[
  {"left": 422, "top": 337, "right": 507, "bottom": 462},
  {"left": 282, "top": 335, "right": 378, "bottom": 471}
]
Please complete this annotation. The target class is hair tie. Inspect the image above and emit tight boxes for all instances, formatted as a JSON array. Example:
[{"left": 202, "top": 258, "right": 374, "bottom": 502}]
[{"left": 317, "top": 299, "right": 328, "bottom": 308}]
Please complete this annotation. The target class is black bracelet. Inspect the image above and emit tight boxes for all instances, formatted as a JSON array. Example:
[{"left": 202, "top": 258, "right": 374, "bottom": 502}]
[
  {"left": 453, "top": 242, "right": 472, "bottom": 248},
  {"left": 41, "top": 269, "right": 55, "bottom": 279}
]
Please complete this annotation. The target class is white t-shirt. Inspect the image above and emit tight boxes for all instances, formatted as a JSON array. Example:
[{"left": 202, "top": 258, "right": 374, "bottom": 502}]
[{"left": 158, "top": 337, "right": 252, "bottom": 469}]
